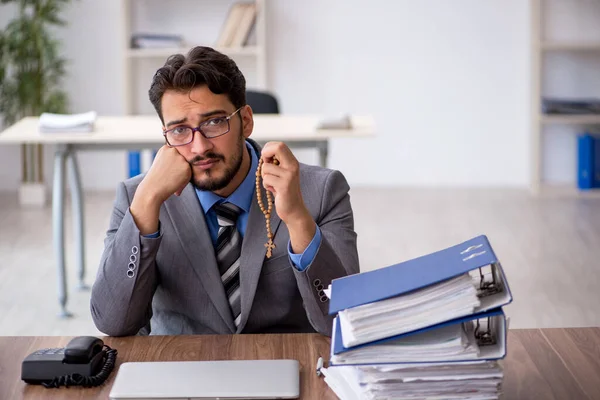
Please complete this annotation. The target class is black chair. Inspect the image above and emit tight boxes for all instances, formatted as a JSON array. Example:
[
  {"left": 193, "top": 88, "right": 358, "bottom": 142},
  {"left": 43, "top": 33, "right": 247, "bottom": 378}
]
[{"left": 246, "top": 90, "right": 280, "bottom": 114}]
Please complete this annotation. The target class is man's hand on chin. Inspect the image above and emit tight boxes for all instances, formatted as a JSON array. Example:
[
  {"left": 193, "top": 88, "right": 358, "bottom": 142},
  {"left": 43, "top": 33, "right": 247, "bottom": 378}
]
[{"left": 130, "top": 145, "right": 192, "bottom": 235}]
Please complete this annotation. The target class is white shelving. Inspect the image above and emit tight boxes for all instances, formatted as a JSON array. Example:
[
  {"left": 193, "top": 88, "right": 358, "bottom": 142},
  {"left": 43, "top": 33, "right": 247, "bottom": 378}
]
[
  {"left": 537, "top": 183, "right": 600, "bottom": 198},
  {"left": 120, "top": 0, "right": 268, "bottom": 116},
  {"left": 126, "top": 46, "right": 263, "bottom": 59},
  {"left": 541, "top": 114, "right": 600, "bottom": 125},
  {"left": 530, "top": 0, "right": 600, "bottom": 196},
  {"left": 539, "top": 42, "right": 600, "bottom": 51}
]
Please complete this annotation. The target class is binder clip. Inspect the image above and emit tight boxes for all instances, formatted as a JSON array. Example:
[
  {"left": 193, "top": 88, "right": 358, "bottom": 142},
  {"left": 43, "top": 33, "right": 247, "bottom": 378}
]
[
  {"left": 474, "top": 316, "right": 497, "bottom": 346},
  {"left": 476, "top": 264, "right": 501, "bottom": 298}
]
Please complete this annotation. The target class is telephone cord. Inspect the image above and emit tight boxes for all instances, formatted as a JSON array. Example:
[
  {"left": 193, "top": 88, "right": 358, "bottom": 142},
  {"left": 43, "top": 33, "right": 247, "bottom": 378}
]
[{"left": 42, "top": 345, "right": 118, "bottom": 389}]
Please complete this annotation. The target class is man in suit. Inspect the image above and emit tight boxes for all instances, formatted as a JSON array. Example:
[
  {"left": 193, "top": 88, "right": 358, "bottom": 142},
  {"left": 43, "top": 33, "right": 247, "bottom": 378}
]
[{"left": 90, "top": 46, "right": 359, "bottom": 337}]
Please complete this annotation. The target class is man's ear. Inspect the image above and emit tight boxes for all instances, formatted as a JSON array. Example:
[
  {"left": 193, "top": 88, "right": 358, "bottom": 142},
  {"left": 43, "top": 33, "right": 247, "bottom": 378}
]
[{"left": 241, "top": 105, "right": 254, "bottom": 139}]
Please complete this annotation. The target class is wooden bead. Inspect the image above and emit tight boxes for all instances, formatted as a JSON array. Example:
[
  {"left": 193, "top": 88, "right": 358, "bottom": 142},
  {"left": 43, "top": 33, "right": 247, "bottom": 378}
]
[{"left": 256, "top": 156, "right": 279, "bottom": 258}]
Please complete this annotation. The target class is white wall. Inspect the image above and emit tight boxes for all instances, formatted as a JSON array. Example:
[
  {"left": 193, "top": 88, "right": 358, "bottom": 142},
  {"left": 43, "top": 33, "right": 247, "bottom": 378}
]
[
  {"left": 0, "top": 0, "right": 542, "bottom": 191},
  {"left": 268, "top": 0, "right": 531, "bottom": 187}
]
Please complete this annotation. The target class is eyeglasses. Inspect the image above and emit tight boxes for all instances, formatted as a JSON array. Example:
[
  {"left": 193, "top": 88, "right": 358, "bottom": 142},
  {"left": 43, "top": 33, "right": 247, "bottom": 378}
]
[{"left": 163, "top": 107, "right": 243, "bottom": 147}]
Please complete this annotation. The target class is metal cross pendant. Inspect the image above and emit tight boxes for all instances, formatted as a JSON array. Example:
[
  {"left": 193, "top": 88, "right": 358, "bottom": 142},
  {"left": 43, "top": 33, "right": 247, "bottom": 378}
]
[{"left": 265, "top": 240, "right": 276, "bottom": 258}]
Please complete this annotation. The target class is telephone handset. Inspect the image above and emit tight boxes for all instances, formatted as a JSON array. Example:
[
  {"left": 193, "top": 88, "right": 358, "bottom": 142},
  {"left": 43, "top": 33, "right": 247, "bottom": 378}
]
[{"left": 21, "top": 336, "right": 118, "bottom": 388}]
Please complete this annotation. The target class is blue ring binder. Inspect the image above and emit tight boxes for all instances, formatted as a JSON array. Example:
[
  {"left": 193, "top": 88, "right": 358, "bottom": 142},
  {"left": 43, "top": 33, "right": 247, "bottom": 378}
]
[{"left": 128, "top": 151, "right": 141, "bottom": 178}]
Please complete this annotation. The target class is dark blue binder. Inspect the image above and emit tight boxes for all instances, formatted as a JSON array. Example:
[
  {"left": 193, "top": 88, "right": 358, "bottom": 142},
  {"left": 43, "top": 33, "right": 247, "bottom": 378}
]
[
  {"left": 578, "top": 133, "right": 595, "bottom": 190},
  {"left": 128, "top": 151, "right": 141, "bottom": 178},
  {"left": 330, "top": 308, "right": 507, "bottom": 365},
  {"left": 328, "top": 235, "right": 512, "bottom": 315},
  {"left": 594, "top": 135, "right": 600, "bottom": 187}
]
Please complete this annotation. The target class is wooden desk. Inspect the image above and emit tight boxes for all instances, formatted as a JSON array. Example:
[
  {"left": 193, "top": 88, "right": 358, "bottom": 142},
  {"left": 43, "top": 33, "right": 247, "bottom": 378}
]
[
  {"left": 0, "top": 114, "right": 375, "bottom": 317},
  {"left": 1, "top": 328, "right": 600, "bottom": 400}
]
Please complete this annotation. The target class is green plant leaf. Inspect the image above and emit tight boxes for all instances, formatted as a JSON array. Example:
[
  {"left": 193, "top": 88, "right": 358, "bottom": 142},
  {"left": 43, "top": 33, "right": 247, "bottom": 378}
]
[
  {"left": 0, "top": 32, "right": 6, "bottom": 84},
  {"left": 44, "top": 90, "right": 68, "bottom": 114},
  {"left": 0, "top": 0, "right": 74, "bottom": 122},
  {"left": 37, "top": 0, "right": 67, "bottom": 26},
  {"left": 0, "top": 79, "right": 21, "bottom": 124}
]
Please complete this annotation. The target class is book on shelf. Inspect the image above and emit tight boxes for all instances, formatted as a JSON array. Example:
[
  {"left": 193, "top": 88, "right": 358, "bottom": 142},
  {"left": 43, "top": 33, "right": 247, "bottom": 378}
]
[
  {"left": 596, "top": 135, "right": 600, "bottom": 187},
  {"left": 542, "top": 97, "right": 600, "bottom": 115},
  {"left": 131, "top": 33, "right": 184, "bottom": 49},
  {"left": 216, "top": 2, "right": 256, "bottom": 48}
]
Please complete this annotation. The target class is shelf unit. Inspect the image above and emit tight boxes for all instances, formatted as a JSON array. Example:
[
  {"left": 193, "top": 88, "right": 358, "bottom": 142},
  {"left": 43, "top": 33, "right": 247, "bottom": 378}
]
[
  {"left": 541, "top": 114, "right": 600, "bottom": 125},
  {"left": 536, "top": 183, "right": 600, "bottom": 198},
  {"left": 126, "top": 46, "right": 263, "bottom": 59},
  {"left": 531, "top": 0, "right": 600, "bottom": 196},
  {"left": 540, "top": 42, "right": 600, "bottom": 51},
  {"left": 120, "top": 0, "right": 267, "bottom": 116}
]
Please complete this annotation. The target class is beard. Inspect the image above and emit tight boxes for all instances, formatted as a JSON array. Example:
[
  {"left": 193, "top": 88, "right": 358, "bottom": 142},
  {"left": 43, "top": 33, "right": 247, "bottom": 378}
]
[{"left": 189, "top": 132, "right": 245, "bottom": 192}]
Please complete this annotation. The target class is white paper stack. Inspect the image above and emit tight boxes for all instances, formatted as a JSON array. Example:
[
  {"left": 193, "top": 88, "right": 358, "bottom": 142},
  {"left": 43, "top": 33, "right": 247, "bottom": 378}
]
[
  {"left": 39, "top": 111, "right": 97, "bottom": 133},
  {"left": 338, "top": 274, "right": 481, "bottom": 348},
  {"left": 330, "top": 321, "right": 481, "bottom": 365},
  {"left": 322, "top": 361, "right": 503, "bottom": 400}
]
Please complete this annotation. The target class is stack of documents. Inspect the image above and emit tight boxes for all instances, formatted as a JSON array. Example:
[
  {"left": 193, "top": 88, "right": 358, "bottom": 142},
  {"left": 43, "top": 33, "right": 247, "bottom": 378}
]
[
  {"left": 337, "top": 273, "right": 481, "bottom": 348},
  {"left": 323, "top": 361, "right": 504, "bottom": 400},
  {"left": 39, "top": 111, "right": 96, "bottom": 133},
  {"left": 320, "top": 235, "right": 513, "bottom": 400}
]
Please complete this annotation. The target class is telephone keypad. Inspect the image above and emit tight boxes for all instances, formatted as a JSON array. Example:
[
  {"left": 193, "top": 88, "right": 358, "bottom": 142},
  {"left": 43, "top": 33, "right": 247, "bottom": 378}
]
[{"left": 33, "top": 348, "right": 64, "bottom": 356}]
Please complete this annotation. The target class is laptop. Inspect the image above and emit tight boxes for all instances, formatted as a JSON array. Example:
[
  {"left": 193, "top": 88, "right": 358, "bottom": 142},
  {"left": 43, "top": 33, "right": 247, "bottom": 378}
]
[{"left": 109, "top": 359, "right": 300, "bottom": 400}]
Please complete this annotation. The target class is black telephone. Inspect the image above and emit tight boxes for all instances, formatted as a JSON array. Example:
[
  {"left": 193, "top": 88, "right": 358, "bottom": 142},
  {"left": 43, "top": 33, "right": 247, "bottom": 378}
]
[{"left": 21, "top": 336, "right": 118, "bottom": 388}]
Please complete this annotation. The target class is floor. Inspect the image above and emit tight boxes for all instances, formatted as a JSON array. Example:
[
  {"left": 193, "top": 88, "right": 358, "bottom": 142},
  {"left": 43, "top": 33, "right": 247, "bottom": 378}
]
[{"left": 1, "top": 187, "right": 599, "bottom": 336}]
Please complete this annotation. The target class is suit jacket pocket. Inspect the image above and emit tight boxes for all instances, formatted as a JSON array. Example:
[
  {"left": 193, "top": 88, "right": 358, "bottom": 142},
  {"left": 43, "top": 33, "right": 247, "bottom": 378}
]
[{"left": 260, "top": 253, "right": 291, "bottom": 276}]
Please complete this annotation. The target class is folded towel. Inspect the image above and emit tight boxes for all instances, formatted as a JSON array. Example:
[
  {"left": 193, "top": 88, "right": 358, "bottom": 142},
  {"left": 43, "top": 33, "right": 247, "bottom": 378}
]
[{"left": 39, "top": 111, "right": 97, "bottom": 133}]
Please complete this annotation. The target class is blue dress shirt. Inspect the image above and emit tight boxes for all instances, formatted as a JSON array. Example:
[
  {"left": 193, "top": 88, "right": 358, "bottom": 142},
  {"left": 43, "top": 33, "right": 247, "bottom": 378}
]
[{"left": 144, "top": 141, "right": 321, "bottom": 271}]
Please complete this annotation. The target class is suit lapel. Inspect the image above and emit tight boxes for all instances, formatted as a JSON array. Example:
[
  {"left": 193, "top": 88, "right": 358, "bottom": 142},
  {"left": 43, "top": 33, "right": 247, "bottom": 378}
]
[
  {"left": 237, "top": 185, "right": 282, "bottom": 333},
  {"left": 163, "top": 184, "right": 236, "bottom": 333}
]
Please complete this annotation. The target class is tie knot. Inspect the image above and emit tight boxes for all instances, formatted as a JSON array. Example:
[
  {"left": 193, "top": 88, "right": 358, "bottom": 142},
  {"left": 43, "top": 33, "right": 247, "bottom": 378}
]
[{"left": 214, "top": 202, "right": 242, "bottom": 227}]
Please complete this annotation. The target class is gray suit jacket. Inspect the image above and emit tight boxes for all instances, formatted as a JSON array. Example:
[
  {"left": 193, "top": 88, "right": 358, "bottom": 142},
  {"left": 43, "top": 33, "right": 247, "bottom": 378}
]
[{"left": 90, "top": 141, "right": 359, "bottom": 337}]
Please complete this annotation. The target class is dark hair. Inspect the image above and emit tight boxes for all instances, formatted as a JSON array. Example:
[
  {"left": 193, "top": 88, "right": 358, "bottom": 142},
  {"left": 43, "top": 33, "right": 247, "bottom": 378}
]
[{"left": 148, "top": 46, "right": 246, "bottom": 123}]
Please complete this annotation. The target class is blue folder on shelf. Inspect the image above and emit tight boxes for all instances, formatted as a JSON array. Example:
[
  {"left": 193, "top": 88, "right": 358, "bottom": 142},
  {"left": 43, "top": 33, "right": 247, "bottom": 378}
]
[
  {"left": 328, "top": 235, "right": 512, "bottom": 316},
  {"left": 330, "top": 308, "right": 507, "bottom": 366},
  {"left": 578, "top": 133, "right": 595, "bottom": 190},
  {"left": 594, "top": 135, "right": 600, "bottom": 187}
]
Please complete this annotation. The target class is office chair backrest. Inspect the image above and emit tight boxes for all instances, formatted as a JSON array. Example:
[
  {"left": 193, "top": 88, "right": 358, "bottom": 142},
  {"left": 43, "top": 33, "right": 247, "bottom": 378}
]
[{"left": 246, "top": 90, "right": 279, "bottom": 114}]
